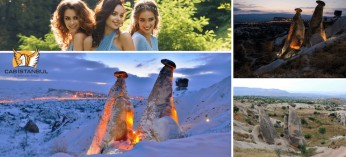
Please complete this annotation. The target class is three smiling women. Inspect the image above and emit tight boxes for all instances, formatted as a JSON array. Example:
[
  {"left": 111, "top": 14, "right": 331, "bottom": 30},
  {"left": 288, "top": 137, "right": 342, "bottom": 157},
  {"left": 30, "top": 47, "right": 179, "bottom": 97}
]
[{"left": 51, "top": 0, "right": 159, "bottom": 51}]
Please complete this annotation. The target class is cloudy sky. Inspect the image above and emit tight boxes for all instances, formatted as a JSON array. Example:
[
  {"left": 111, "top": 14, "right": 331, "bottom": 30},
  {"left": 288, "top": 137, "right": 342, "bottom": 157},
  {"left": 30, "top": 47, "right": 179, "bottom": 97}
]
[
  {"left": 234, "top": 79, "right": 346, "bottom": 95},
  {"left": 0, "top": 52, "right": 231, "bottom": 97},
  {"left": 234, "top": 0, "right": 346, "bottom": 16}
]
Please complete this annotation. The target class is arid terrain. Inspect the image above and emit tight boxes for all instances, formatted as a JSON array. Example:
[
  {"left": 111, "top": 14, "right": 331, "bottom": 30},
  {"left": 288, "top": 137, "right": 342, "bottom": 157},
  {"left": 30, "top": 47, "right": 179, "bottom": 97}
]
[{"left": 234, "top": 96, "right": 346, "bottom": 157}]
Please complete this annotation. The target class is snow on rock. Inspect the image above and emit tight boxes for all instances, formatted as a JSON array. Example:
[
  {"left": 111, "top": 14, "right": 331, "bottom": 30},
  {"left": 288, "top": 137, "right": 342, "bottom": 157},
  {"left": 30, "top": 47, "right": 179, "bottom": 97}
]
[
  {"left": 152, "top": 116, "right": 182, "bottom": 141},
  {"left": 88, "top": 133, "right": 231, "bottom": 157}
]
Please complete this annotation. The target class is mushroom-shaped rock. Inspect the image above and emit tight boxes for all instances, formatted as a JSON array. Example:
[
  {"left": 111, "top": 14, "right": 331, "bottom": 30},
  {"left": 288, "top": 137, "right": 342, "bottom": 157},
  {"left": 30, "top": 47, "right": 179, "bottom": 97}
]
[
  {"left": 161, "top": 59, "right": 176, "bottom": 70},
  {"left": 137, "top": 59, "right": 180, "bottom": 141},
  {"left": 87, "top": 71, "right": 134, "bottom": 155},
  {"left": 278, "top": 8, "right": 305, "bottom": 59},
  {"left": 304, "top": 0, "right": 327, "bottom": 47},
  {"left": 114, "top": 71, "right": 128, "bottom": 78}
]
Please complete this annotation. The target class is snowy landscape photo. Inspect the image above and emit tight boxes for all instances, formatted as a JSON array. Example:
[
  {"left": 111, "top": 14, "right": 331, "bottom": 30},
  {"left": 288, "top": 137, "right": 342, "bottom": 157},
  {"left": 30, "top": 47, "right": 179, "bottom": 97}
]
[{"left": 0, "top": 52, "right": 231, "bottom": 157}]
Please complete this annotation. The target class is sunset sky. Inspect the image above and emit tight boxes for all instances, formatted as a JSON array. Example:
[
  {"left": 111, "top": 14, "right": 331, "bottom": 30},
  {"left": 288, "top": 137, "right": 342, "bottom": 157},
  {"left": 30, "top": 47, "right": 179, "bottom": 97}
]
[{"left": 234, "top": 0, "right": 346, "bottom": 16}]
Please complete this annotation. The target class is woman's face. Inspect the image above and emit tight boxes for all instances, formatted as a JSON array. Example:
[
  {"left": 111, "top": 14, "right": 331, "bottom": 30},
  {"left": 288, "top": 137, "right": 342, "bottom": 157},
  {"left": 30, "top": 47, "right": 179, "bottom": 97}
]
[
  {"left": 105, "top": 5, "right": 124, "bottom": 30},
  {"left": 64, "top": 9, "right": 80, "bottom": 34},
  {"left": 138, "top": 10, "right": 156, "bottom": 36}
]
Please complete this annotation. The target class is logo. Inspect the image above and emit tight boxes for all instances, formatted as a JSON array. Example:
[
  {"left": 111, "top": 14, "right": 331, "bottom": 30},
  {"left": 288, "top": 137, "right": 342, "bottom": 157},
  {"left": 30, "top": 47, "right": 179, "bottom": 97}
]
[{"left": 12, "top": 49, "right": 39, "bottom": 68}]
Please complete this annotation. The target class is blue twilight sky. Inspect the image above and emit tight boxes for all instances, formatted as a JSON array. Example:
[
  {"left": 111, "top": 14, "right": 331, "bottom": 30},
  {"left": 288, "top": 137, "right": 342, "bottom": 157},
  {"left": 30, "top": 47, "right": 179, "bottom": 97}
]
[
  {"left": 234, "top": 79, "right": 346, "bottom": 95},
  {"left": 234, "top": 0, "right": 346, "bottom": 16},
  {"left": 0, "top": 53, "right": 231, "bottom": 97}
]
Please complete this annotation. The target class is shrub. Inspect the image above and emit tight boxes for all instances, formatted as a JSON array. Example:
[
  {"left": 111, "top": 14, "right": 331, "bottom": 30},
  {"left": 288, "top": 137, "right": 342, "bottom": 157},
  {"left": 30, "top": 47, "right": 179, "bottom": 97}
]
[
  {"left": 304, "top": 134, "right": 312, "bottom": 139},
  {"left": 245, "top": 118, "right": 253, "bottom": 125},
  {"left": 319, "top": 127, "right": 326, "bottom": 134},
  {"left": 234, "top": 106, "right": 239, "bottom": 113},
  {"left": 280, "top": 133, "right": 284, "bottom": 137}
]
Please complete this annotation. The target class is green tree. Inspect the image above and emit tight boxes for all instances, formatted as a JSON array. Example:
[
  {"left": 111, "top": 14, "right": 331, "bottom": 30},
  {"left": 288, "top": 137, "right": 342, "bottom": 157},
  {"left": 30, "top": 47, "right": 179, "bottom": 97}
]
[
  {"left": 157, "top": 0, "right": 228, "bottom": 50},
  {"left": 0, "top": 0, "right": 58, "bottom": 50},
  {"left": 17, "top": 31, "right": 59, "bottom": 50}
]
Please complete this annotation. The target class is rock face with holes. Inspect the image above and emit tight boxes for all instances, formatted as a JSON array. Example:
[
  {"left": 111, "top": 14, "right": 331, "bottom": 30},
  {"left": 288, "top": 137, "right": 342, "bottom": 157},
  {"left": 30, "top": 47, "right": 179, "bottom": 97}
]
[
  {"left": 285, "top": 107, "right": 306, "bottom": 147},
  {"left": 137, "top": 59, "right": 181, "bottom": 141},
  {"left": 258, "top": 107, "right": 277, "bottom": 144},
  {"left": 87, "top": 71, "right": 134, "bottom": 155}
]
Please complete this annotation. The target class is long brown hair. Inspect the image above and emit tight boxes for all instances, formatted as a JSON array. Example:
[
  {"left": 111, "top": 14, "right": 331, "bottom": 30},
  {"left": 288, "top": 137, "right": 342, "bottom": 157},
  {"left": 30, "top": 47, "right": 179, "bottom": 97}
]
[
  {"left": 91, "top": 0, "right": 125, "bottom": 48},
  {"left": 129, "top": 0, "right": 160, "bottom": 36},
  {"left": 51, "top": 0, "right": 95, "bottom": 50}
]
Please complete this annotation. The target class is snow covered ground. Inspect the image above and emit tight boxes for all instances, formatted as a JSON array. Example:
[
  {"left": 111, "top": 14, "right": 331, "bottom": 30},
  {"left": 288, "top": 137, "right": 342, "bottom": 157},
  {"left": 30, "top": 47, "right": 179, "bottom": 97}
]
[{"left": 0, "top": 76, "right": 231, "bottom": 157}]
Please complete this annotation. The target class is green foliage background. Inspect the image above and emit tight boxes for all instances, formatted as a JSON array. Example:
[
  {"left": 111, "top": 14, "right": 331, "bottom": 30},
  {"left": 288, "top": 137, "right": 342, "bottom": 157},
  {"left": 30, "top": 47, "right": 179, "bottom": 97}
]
[{"left": 0, "top": 0, "right": 231, "bottom": 51}]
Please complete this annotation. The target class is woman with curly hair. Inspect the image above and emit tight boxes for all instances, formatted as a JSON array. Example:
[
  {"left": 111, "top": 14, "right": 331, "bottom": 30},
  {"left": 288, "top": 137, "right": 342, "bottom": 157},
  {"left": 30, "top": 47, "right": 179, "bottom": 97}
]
[
  {"left": 51, "top": 0, "right": 95, "bottom": 51},
  {"left": 129, "top": 0, "right": 160, "bottom": 51},
  {"left": 84, "top": 0, "right": 134, "bottom": 51}
]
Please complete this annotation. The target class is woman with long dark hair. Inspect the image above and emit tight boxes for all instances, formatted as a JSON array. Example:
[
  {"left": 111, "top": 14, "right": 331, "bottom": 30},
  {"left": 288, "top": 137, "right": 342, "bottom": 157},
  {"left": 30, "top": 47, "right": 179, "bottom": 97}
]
[{"left": 84, "top": 0, "right": 134, "bottom": 51}]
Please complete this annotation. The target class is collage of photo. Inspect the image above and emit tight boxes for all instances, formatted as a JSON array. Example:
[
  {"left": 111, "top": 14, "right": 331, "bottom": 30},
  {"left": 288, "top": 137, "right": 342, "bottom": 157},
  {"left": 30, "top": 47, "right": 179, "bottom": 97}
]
[{"left": 1, "top": 0, "right": 346, "bottom": 157}]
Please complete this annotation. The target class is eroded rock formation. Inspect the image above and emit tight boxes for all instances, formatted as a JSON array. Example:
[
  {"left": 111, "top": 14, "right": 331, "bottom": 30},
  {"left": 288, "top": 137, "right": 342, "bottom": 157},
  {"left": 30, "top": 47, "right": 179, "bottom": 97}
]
[
  {"left": 284, "top": 107, "right": 306, "bottom": 147},
  {"left": 137, "top": 59, "right": 181, "bottom": 141},
  {"left": 278, "top": 8, "right": 305, "bottom": 59},
  {"left": 258, "top": 107, "right": 277, "bottom": 144},
  {"left": 304, "top": 0, "right": 327, "bottom": 47},
  {"left": 87, "top": 71, "right": 134, "bottom": 154}
]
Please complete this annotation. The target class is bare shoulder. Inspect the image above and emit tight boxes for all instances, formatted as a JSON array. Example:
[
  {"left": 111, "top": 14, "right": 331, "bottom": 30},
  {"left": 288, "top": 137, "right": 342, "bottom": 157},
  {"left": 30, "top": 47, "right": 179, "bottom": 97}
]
[
  {"left": 74, "top": 32, "right": 87, "bottom": 40},
  {"left": 84, "top": 36, "right": 93, "bottom": 44},
  {"left": 83, "top": 36, "right": 93, "bottom": 51},
  {"left": 119, "top": 32, "right": 134, "bottom": 51},
  {"left": 119, "top": 32, "right": 132, "bottom": 41}
]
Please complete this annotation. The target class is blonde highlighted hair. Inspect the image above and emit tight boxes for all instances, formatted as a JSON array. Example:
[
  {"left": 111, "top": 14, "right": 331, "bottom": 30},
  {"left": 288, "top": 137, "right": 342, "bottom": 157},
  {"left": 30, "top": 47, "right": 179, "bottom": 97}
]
[{"left": 129, "top": 0, "right": 160, "bottom": 36}]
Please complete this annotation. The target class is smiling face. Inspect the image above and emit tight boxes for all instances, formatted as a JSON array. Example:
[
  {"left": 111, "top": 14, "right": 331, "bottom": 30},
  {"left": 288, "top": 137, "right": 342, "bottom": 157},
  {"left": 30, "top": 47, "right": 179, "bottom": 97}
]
[
  {"left": 138, "top": 10, "right": 156, "bottom": 37},
  {"left": 64, "top": 9, "right": 80, "bottom": 34},
  {"left": 105, "top": 5, "right": 125, "bottom": 31}
]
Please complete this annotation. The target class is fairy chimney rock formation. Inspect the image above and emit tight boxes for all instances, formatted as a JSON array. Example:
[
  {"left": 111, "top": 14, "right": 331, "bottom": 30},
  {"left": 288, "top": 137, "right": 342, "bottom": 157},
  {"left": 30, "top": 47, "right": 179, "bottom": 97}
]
[
  {"left": 258, "top": 107, "right": 277, "bottom": 144},
  {"left": 278, "top": 8, "right": 305, "bottom": 59},
  {"left": 304, "top": 0, "right": 327, "bottom": 47},
  {"left": 87, "top": 71, "right": 134, "bottom": 155},
  {"left": 286, "top": 107, "right": 306, "bottom": 147},
  {"left": 137, "top": 59, "right": 181, "bottom": 141}
]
